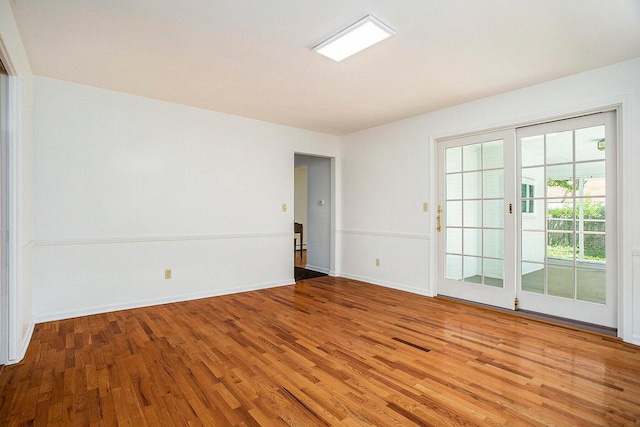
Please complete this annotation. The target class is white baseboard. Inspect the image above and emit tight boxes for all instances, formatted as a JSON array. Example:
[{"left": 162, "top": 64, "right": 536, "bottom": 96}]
[
  {"left": 34, "top": 279, "right": 294, "bottom": 324},
  {"left": 7, "top": 321, "right": 36, "bottom": 365},
  {"left": 633, "top": 334, "right": 640, "bottom": 347},
  {"left": 339, "top": 272, "right": 432, "bottom": 297},
  {"left": 304, "top": 264, "right": 330, "bottom": 274}
]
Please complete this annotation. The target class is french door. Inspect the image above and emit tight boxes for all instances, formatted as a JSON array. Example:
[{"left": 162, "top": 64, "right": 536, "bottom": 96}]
[
  {"left": 436, "top": 130, "right": 517, "bottom": 310},
  {"left": 437, "top": 112, "right": 617, "bottom": 327},
  {"left": 517, "top": 112, "right": 617, "bottom": 327}
]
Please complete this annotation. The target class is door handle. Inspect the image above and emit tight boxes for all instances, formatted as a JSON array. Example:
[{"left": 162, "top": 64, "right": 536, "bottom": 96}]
[{"left": 437, "top": 204, "right": 443, "bottom": 232}]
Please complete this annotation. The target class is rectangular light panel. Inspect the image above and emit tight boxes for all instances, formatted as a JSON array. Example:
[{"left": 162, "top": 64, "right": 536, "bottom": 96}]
[{"left": 312, "top": 15, "right": 395, "bottom": 62}]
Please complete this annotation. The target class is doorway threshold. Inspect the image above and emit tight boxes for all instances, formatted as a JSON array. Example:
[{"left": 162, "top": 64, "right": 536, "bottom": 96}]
[{"left": 436, "top": 295, "right": 617, "bottom": 337}]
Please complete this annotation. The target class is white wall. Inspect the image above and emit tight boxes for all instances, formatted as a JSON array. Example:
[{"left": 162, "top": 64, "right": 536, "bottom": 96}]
[
  {"left": 0, "top": 0, "right": 35, "bottom": 364},
  {"left": 294, "top": 155, "right": 332, "bottom": 273},
  {"left": 340, "top": 116, "right": 432, "bottom": 294},
  {"left": 32, "top": 77, "right": 339, "bottom": 321},
  {"left": 340, "top": 58, "right": 640, "bottom": 343}
]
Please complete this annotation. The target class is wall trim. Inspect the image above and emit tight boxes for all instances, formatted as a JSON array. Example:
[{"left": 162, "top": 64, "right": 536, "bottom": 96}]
[
  {"left": 33, "top": 231, "right": 291, "bottom": 247},
  {"left": 33, "top": 279, "right": 294, "bottom": 324},
  {"left": 631, "top": 248, "right": 640, "bottom": 257},
  {"left": 304, "top": 264, "right": 330, "bottom": 274},
  {"left": 8, "top": 321, "right": 35, "bottom": 365},
  {"left": 339, "top": 229, "right": 429, "bottom": 240}
]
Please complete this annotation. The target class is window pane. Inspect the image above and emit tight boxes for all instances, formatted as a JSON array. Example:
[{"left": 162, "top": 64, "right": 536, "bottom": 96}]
[
  {"left": 447, "top": 228, "right": 462, "bottom": 254},
  {"left": 463, "top": 200, "right": 482, "bottom": 227},
  {"left": 522, "top": 231, "right": 545, "bottom": 262},
  {"left": 522, "top": 262, "right": 544, "bottom": 294},
  {"left": 463, "top": 256, "right": 482, "bottom": 283},
  {"left": 577, "top": 268, "right": 606, "bottom": 304},
  {"left": 547, "top": 265, "right": 575, "bottom": 299},
  {"left": 447, "top": 173, "right": 462, "bottom": 200},
  {"left": 463, "top": 228, "right": 482, "bottom": 256},
  {"left": 446, "top": 254, "right": 462, "bottom": 280},
  {"left": 547, "top": 164, "right": 574, "bottom": 197},
  {"left": 546, "top": 131, "right": 573, "bottom": 164},
  {"left": 484, "top": 259, "right": 503, "bottom": 288},
  {"left": 522, "top": 206, "right": 545, "bottom": 231},
  {"left": 483, "top": 169, "right": 504, "bottom": 198},
  {"left": 483, "top": 229, "right": 504, "bottom": 258},
  {"left": 575, "top": 125, "right": 605, "bottom": 162},
  {"left": 447, "top": 201, "right": 462, "bottom": 227},
  {"left": 463, "top": 171, "right": 482, "bottom": 199},
  {"left": 547, "top": 231, "right": 574, "bottom": 263},
  {"left": 580, "top": 233, "right": 606, "bottom": 264},
  {"left": 548, "top": 199, "right": 574, "bottom": 230},
  {"left": 521, "top": 183, "right": 535, "bottom": 213},
  {"left": 463, "top": 143, "right": 482, "bottom": 171},
  {"left": 483, "top": 200, "right": 503, "bottom": 228},
  {"left": 522, "top": 166, "right": 544, "bottom": 192},
  {"left": 576, "top": 162, "right": 605, "bottom": 197},
  {"left": 522, "top": 135, "right": 544, "bottom": 167},
  {"left": 582, "top": 197, "right": 606, "bottom": 222},
  {"left": 483, "top": 140, "right": 503, "bottom": 169},
  {"left": 446, "top": 146, "right": 462, "bottom": 173}
]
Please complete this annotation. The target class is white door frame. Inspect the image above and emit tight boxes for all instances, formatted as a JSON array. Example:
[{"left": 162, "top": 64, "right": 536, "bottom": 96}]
[
  {"left": 429, "top": 100, "right": 632, "bottom": 342},
  {"left": 0, "top": 35, "right": 23, "bottom": 364},
  {"left": 293, "top": 152, "right": 337, "bottom": 276}
]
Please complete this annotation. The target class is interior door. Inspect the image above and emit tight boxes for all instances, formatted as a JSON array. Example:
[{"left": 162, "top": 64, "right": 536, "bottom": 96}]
[
  {"left": 517, "top": 112, "right": 617, "bottom": 327},
  {"left": 437, "top": 130, "right": 516, "bottom": 310}
]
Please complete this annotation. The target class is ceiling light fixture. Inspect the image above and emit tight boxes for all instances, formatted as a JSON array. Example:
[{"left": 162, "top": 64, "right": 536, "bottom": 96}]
[{"left": 312, "top": 15, "right": 395, "bottom": 62}]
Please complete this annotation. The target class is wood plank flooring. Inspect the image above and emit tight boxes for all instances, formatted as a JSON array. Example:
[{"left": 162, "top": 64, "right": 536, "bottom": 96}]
[
  {"left": 294, "top": 249, "right": 306, "bottom": 268},
  {"left": 1, "top": 277, "right": 639, "bottom": 426}
]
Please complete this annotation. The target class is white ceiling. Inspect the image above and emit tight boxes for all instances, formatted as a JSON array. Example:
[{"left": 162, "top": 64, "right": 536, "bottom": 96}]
[{"left": 10, "top": 0, "right": 640, "bottom": 135}]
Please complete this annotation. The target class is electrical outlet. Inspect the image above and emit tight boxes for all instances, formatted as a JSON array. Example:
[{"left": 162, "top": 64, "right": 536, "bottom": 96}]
[
  {"left": 165, "top": 269, "right": 172, "bottom": 279},
  {"left": 375, "top": 258, "right": 380, "bottom": 267},
  {"left": 423, "top": 202, "right": 429, "bottom": 212},
  {"left": 282, "top": 203, "right": 287, "bottom": 212}
]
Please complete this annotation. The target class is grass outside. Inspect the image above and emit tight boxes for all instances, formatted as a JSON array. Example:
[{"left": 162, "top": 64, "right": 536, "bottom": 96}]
[{"left": 546, "top": 244, "right": 605, "bottom": 262}]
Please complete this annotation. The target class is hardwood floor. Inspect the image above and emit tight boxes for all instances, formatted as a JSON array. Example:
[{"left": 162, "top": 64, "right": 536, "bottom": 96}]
[
  {"left": 1, "top": 277, "right": 639, "bottom": 426},
  {"left": 294, "top": 249, "right": 306, "bottom": 268}
]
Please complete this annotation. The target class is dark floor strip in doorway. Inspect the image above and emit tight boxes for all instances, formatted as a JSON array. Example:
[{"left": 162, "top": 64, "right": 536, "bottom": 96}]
[{"left": 294, "top": 267, "right": 327, "bottom": 281}]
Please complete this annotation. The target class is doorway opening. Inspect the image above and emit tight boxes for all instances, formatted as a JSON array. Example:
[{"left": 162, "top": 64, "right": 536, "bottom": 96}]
[{"left": 294, "top": 154, "right": 332, "bottom": 281}]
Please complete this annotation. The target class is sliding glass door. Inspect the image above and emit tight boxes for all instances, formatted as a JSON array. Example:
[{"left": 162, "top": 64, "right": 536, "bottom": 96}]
[
  {"left": 517, "top": 112, "right": 617, "bottom": 327},
  {"left": 437, "top": 112, "right": 617, "bottom": 327}
]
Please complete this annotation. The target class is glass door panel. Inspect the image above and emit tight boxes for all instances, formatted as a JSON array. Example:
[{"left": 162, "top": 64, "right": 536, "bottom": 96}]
[
  {"left": 517, "top": 112, "right": 617, "bottom": 327},
  {"left": 438, "top": 130, "right": 516, "bottom": 310}
]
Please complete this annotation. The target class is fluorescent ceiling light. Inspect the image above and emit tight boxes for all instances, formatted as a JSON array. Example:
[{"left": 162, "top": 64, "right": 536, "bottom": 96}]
[{"left": 312, "top": 15, "right": 395, "bottom": 62}]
